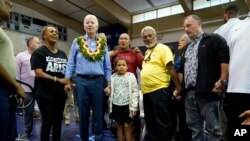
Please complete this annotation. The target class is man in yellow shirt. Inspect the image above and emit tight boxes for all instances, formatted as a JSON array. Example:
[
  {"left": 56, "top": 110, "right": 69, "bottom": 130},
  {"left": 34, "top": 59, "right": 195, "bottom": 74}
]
[{"left": 140, "top": 26, "right": 182, "bottom": 141}]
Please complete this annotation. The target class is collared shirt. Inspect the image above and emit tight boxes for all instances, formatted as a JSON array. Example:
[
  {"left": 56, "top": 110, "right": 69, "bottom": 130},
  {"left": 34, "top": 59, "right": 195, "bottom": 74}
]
[
  {"left": 214, "top": 18, "right": 241, "bottom": 45},
  {"left": 65, "top": 34, "right": 112, "bottom": 82},
  {"left": 16, "top": 50, "right": 35, "bottom": 92},
  {"left": 184, "top": 33, "right": 203, "bottom": 88},
  {"left": 227, "top": 12, "right": 250, "bottom": 93}
]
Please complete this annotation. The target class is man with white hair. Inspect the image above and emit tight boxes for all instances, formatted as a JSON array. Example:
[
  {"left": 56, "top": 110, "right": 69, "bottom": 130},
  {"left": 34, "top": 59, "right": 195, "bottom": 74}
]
[
  {"left": 65, "top": 14, "right": 112, "bottom": 141},
  {"left": 140, "top": 26, "right": 182, "bottom": 141}
]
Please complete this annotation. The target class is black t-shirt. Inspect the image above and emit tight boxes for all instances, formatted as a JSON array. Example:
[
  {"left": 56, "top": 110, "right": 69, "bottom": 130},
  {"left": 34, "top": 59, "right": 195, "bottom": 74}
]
[{"left": 30, "top": 46, "right": 67, "bottom": 100}]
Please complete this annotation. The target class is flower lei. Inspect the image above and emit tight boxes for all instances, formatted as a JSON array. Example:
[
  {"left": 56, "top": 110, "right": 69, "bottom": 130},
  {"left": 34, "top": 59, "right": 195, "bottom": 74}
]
[{"left": 77, "top": 35, "right": 106, "bottom": 62}]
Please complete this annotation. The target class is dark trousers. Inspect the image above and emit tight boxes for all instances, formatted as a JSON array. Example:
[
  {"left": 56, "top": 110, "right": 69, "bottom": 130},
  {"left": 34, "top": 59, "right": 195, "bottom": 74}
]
[
  {"left": 36, "top": 95, "right": 66, "bottom": 141},
  {"left": 0, "top": 87, "right": 17, "bottom": 141},
  {"left": 75, "top": 76, "right": 104, "bottom": 141},
  {"left": 173, "top": 98, "right": 192, "bottom": 141},
  {"left": 223, "top": 93, "right": 250, "bottom": 141},
  {"left": 23, "top": 92, "right": 35, "bottom": 134},
  {"left": 143, "top": 88, "right": 176, "bottom": 141}
]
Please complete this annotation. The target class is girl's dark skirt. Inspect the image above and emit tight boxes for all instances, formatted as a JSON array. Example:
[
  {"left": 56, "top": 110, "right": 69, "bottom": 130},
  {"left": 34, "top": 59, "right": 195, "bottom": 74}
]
[{"left": 111, "top": 104, "right": 131, "bottom": 124}]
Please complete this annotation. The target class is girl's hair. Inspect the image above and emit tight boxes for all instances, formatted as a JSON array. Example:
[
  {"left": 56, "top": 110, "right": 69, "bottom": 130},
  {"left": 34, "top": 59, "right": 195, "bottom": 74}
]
[
  {"left": 41, "top": 25, "right": 58, "bottom": 41},
  {"left": 114, "top": 58, "right": 127, "bottom": 66}
]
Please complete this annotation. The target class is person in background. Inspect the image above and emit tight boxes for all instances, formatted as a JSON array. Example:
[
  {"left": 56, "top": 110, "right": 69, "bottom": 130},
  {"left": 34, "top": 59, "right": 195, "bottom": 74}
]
[
  {"left": 108, "top": 58, "right": 139, "bottom": 141},
  {"left": 0, "top": 0, "right": 26, "bottom": 140},
  {"left": 110, "top": 33, "right": 143, "bottom": 77},
  {"left": 65, "top": 14, "right": 112, "bottom": 141},
  {"left": 214, "top": 5, "right": 240, "bottom": 141},
  {"left": 174, "top": 34, "right": 190, "bottom": 72},
  {"left": 16, "top": 36, "right": 40, "bottom": 139},
  {"left": 30, "top": 25, "right": 68, "bottom": 141},
  {"left": 109, "top": 33, "right": 143, "bottom": 141},
  {"left": 180, "top": 15, "right": 229, "bottom": 141},
  {"left": 223, "top": 0, "right": 250, "bottom": 140},
  {"left": 63, "top": 73, "right": 79, "bottom": 125},
  {"left": 214, "top": 4, "right": 240, "bottom": 55},
  {"left": 173, "top": 34, "right": 192, "bottom": 141},
  {"left": 140, "top": 26, "right": 182, "bottom": 141}
]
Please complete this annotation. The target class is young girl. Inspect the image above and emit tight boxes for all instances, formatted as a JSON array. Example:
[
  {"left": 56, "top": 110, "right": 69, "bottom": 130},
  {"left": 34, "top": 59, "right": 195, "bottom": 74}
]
[{"left": 109, "top": 58, "right": 139, "bottom": 141}]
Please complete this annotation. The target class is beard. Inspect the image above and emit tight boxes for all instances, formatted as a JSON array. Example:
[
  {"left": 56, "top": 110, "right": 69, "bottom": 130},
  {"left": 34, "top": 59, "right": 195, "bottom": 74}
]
[{"left": 145, "top": 42, "right": 157, "bottom": 48}]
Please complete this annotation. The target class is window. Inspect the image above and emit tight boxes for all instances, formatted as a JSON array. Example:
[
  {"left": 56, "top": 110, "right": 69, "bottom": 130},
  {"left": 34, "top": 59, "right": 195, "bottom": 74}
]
[
  {"left": 133, "top": 4, "right": 184, "bottom": 23},
  {"left": 158, "top": 7, "right": 171, "bottom": 18},
  {"left": 171, "top": 4, "right": 184, "bottom": 15},
  {"left": 132, "top": 0, "right": 235, "bottom": 23},
  {"left": 145, "top": 11, "right": 156, "bottom": 21},
  {"left": 194, "top": 0, "right": 236, "bottom": 10},
  {"left": 133, "top": 13, "right": 144, "bottom": 23}
]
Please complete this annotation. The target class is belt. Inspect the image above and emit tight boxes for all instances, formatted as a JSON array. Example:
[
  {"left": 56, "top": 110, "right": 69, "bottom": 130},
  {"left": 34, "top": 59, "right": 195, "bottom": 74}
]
[{"left": 77, "top": 74, "right": 103, "bottom": 79}]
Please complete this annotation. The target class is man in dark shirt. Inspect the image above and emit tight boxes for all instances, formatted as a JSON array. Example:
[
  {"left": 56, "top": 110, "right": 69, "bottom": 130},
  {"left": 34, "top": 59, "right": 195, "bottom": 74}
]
[{"left": 180, "top": 15, "right": 229, "bottom": 141}]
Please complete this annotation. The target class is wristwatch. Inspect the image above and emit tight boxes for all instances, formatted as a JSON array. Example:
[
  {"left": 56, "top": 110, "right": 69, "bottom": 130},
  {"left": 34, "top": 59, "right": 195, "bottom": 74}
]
[{"left": 220, "top": 80, "right": 228, "bottom": 86}]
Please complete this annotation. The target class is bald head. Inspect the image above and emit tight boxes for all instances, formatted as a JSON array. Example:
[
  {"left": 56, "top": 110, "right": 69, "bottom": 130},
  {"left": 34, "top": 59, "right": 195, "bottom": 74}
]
[{"left": 118, "top": 33, "right": 130, "bottom": 50}]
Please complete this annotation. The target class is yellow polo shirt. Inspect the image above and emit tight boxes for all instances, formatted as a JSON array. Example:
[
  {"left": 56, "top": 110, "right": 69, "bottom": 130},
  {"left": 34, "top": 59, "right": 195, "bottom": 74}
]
[{"left": 141, "top": 43, "right": 173, "bottom": 94}]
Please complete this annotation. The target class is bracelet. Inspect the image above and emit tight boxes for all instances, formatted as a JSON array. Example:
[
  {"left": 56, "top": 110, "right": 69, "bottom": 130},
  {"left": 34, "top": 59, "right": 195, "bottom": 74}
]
[{"left": 53, "top": 76, "right": 57, "bottom": 82}]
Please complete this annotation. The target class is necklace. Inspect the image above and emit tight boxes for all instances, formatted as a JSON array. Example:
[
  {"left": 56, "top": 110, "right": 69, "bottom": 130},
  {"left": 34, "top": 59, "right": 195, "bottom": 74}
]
[
  {"left": 77, "top": 35, "right": 106, "bottom": 62},
  {"left": 144, "top": 43, "right": 157, "bottom": 62}
]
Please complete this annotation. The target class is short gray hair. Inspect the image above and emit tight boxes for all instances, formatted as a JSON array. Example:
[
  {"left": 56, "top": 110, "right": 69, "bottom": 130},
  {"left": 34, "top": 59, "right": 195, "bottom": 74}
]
[
  {"left": 141, "top": 26, "right": 156, "bottom": 37},
  {"left": 185, "top": 15, "right": 202, "bottom": 23}
]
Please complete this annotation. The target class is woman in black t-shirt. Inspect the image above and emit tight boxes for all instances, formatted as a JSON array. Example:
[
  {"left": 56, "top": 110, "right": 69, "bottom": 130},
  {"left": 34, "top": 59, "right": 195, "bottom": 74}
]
[{"left": 30, "top": 25, "right": 68, "bottom": 141}]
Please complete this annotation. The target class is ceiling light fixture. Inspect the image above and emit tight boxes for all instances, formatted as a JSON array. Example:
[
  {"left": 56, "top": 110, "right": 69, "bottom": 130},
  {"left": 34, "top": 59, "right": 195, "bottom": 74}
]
[{"left": 48, "top": 0, "right": 53, "bottom": 2}]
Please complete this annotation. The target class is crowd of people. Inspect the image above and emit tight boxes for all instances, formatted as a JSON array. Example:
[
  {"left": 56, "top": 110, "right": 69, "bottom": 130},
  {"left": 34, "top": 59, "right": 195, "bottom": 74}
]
[{"left": 1, "top": 0, "right": 250, "bottom": 141}]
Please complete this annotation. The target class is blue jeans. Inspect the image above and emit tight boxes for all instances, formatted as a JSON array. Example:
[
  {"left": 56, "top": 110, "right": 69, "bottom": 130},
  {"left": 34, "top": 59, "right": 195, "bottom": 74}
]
[
  {"left": 23, "top": 92, "right": 35, "bottom": 134},
  {"left": 185, "top": 89, "right": 222, "bottom": 141},
  {"left": 0, "top": 87, "right": 17, "bottom": 141},
  {"left": 75, "top": 76, "right": 104, "bottom": 141}
]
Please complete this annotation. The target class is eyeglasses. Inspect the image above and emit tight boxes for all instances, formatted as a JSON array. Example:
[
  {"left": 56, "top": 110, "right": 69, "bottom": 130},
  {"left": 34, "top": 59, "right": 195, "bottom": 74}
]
[
  {"left": 142, "top": 34, "right": 153, "bottom": 40},
  {"left": 5, "top": 1, "right": 13, "bottom": 8}
]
